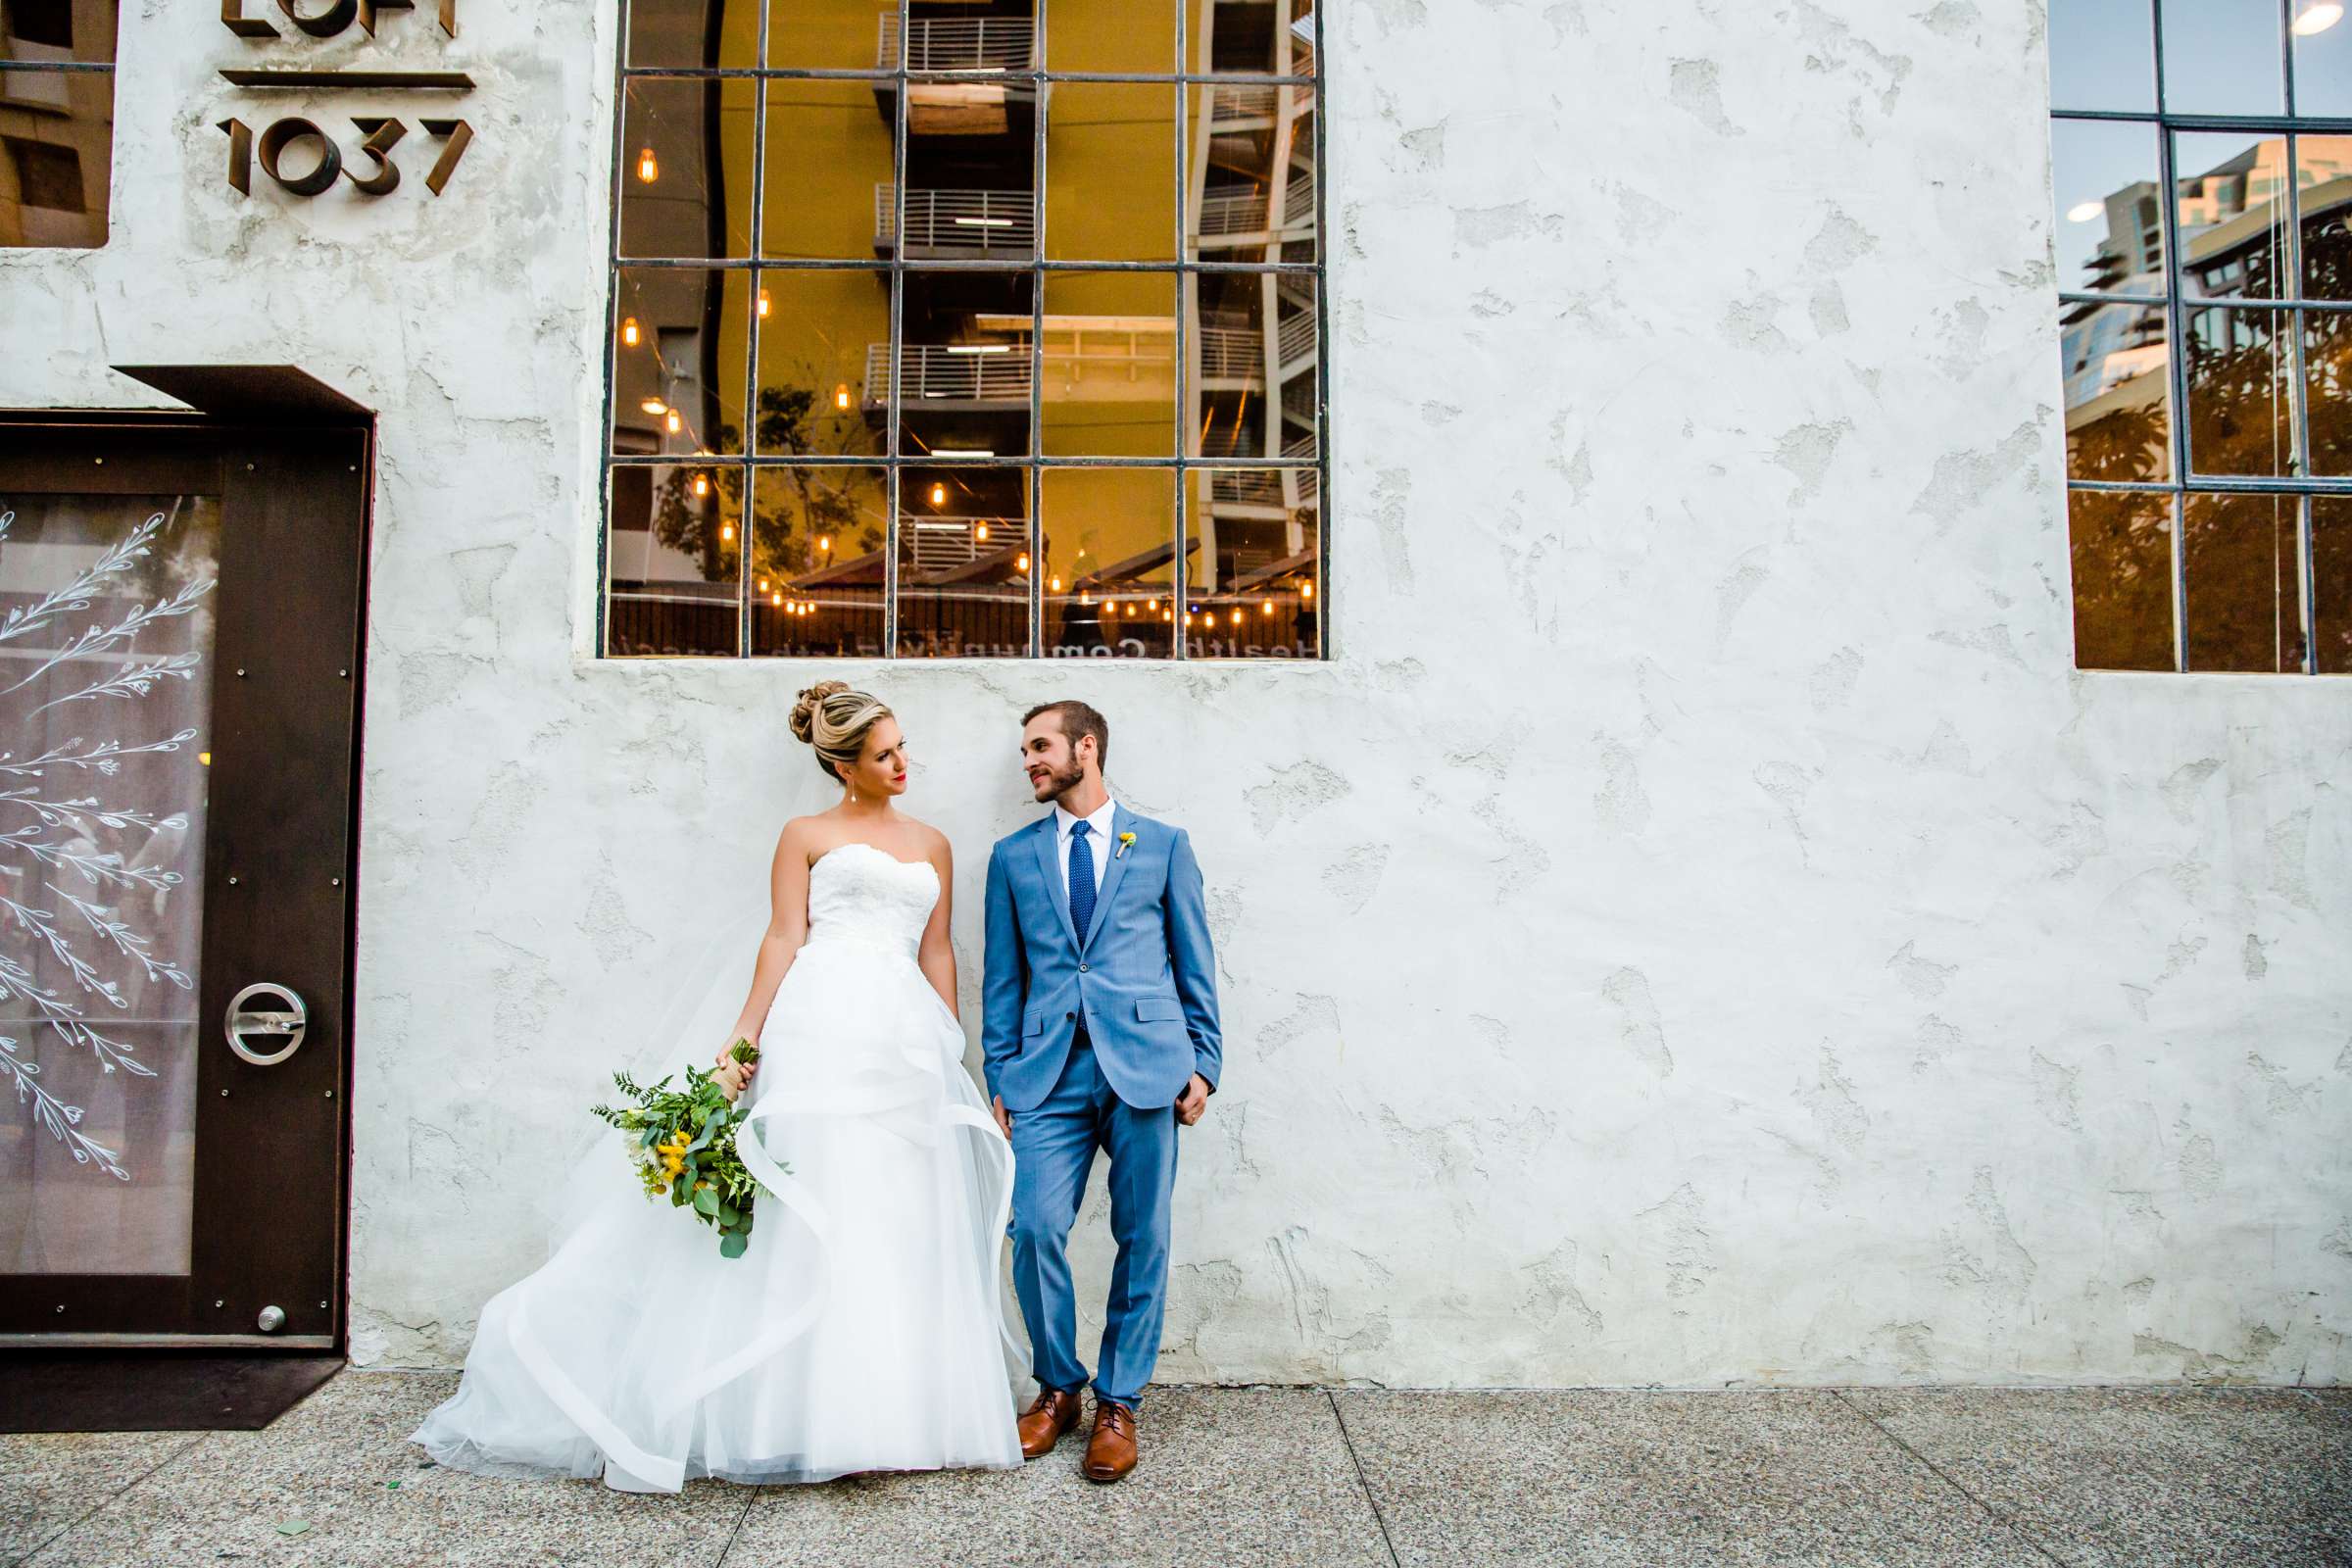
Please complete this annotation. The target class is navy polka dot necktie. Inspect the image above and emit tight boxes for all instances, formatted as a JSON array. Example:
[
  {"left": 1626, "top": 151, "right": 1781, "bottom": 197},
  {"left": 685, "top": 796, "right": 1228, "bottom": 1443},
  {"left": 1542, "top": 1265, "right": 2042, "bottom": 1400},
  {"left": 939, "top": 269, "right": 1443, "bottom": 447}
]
[{"left": 1067, "top": 819, "right": 1097, "bottom": 942}]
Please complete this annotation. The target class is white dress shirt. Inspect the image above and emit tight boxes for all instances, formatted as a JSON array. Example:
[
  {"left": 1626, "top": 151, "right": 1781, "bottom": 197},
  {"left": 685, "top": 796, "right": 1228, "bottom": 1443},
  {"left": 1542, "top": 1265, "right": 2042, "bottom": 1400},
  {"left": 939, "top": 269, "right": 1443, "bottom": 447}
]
[{"left": 1053, "top": 797, "right": 1117, "bottom": 902}]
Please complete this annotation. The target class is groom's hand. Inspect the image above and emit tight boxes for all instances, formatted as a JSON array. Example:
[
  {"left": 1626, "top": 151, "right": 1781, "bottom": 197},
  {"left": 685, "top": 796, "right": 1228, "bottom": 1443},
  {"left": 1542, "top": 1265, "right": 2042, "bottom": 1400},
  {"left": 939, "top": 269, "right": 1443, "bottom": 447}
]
[
  {"left": 1175, "top": 1073, "right": 1210, "bottom": 1127},
  {"left": 993, "top": 1095, "right": 1011, "bottom": 1138}
]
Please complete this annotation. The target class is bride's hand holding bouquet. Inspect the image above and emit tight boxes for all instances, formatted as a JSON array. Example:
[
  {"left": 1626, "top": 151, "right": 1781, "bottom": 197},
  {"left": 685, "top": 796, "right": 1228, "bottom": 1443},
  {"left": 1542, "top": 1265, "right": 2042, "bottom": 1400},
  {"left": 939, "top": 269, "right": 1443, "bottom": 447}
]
[{"left": 590, "top": 1039, "right": 775, "bottom": 1259}]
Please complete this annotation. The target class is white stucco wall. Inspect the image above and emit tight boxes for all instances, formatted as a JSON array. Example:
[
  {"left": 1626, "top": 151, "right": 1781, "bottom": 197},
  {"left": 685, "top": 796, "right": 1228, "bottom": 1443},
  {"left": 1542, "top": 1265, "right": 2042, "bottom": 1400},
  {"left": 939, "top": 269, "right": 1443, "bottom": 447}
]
[{"left": 3, "top": 0, "right": 2346, "bottom": 1386}]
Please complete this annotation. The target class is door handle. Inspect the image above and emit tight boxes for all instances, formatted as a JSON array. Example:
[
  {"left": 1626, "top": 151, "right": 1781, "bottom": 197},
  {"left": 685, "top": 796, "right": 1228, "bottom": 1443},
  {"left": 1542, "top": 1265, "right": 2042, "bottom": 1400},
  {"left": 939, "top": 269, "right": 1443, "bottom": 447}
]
[{"left": 224, "top": 982, "right": 308, "bottom": 1065}]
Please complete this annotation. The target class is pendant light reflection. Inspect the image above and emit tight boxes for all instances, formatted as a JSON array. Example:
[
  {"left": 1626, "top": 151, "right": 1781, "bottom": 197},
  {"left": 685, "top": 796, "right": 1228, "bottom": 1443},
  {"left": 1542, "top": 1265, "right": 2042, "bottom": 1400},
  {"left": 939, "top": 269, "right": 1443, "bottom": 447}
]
[
  {"left": 636, "top": 147, "right": 659, "bottom": 183},
  {"left": 2294, "top": 2, "right": 2342, "bottom": 35},
  {"left": 620, "top": 316, "right": 641, "bottom": 347},
  {"left": 2065, "top": 200, "right": 2104, "bottom": 222}
]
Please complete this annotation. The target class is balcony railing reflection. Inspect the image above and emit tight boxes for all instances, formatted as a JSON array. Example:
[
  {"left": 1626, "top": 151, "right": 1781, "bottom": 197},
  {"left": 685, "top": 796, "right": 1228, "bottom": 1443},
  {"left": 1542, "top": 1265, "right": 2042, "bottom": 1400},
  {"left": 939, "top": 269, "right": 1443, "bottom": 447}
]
[
  {"left": 1198, "top": 188, "right": 1271, "bottom": 236},
  {"left": 1207, "top": 82, "right": 1279, "bottom": 122},
  {"left": 1277, "top": 310, "right": 1314, "bottom": 368},
  {"left": 878, "top": 15, "right": 1036, "bottom": 71},
  {"left": 863, "top": 343, "right": 1031, "bottom": 408},
  {"left": 1209, "top": 469, "right": 1284, "bottom": 505},
  {"left": 876, "top": 185, "right": 1036, "bottom": 256},
  {"left": 1285, "top": 433, "right": 1319, "bottom": 502},
  {"left": 1198, "top": 327, "right": 1264, "bottom": 381},
  {"left": 903, "top": 515, "right": 1018, "bottom": 571},
  {"left": 1286, "top": 172, "right": 1315, "bottom": 225}
]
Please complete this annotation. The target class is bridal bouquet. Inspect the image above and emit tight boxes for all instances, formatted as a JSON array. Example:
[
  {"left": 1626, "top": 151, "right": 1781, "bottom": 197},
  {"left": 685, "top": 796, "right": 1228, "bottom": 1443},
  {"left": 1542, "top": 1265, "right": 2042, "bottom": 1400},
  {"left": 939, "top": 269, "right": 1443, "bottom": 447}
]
[{"left": 590, "top": 1039, "right": 775, "bottom": 1259}]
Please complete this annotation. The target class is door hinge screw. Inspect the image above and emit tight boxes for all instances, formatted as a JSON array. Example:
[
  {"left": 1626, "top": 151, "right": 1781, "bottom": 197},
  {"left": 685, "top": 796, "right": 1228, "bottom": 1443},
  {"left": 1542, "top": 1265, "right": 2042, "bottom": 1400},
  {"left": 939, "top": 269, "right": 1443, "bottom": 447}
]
[
  {"left": 235, "top": 668, "right": 247, "bottom": 677},
  {"left": 330, "top": 877, "right": 341, "bottom": 887},
  {"left": 228, "top": 875, "right": 238, "bottom": 885},
  {"left": 220, "top": 1088, "right": 230, "bottom": 1097},
  {"left": 339, "top": 668, "right": 350, "bottom": 678},
  {"left": 215, "top": 1299, "right": 224, "bottom": 1308},
  {"left": 323, "top": 1089, "right": 334, "bottom": 1099}
]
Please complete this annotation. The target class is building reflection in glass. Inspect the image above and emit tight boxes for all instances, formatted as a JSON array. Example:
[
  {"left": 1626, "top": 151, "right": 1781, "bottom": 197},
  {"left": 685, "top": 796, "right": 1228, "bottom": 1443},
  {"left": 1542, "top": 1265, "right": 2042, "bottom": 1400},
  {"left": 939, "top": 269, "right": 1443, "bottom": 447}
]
[
  {"left": 603, "top": 0, "right": 1324, "bottom": 659},
  {"left": 0, "top": 1, "right": 118, "bottom": 250},
  {"left": 2056, "top": 114, "right": 2352, "bottom": 671}
]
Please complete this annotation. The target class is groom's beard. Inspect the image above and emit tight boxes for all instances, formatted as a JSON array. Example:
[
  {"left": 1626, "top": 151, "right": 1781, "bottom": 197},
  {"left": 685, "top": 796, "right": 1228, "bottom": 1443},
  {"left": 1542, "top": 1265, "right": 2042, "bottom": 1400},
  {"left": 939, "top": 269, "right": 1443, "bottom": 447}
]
[{"left": 1030, "top": 759, "right": 1083, "bottom": 803}]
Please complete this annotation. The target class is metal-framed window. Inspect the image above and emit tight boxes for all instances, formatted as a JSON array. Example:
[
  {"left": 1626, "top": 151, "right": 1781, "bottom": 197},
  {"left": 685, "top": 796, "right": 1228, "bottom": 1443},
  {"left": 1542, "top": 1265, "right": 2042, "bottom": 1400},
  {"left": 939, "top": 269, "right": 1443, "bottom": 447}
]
[
  {"left": 2051, "top": 0, "right": 2352, "bottom": 673},
  {"left": 0, "top": 0, "right": 118, "bottom": 249},
  {"left": 601, "top": 0, "right": 1326, "bottom": 662}
]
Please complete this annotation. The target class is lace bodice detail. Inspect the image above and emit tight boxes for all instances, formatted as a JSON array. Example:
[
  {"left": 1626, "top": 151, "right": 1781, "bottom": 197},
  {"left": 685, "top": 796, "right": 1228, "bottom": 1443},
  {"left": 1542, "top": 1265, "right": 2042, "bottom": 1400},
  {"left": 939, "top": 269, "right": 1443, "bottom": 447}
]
[{"left": 805, "top": 843, "right": 939, "bottom": 957}]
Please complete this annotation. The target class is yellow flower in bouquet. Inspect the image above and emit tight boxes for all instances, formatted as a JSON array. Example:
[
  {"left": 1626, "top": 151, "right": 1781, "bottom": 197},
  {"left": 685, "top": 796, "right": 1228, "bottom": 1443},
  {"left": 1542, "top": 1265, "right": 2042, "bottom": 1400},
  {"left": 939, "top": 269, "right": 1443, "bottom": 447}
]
[{"left": 590, "top": 1039, "right": 779, "bottom": 1258}]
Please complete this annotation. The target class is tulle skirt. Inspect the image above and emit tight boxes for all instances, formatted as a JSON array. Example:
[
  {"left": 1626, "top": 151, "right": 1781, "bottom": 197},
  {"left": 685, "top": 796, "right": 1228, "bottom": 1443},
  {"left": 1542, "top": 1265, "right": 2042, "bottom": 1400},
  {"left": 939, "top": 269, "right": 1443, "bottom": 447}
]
[{"left": 409, "top": 935, "right": 1024, "bottom": 1492}]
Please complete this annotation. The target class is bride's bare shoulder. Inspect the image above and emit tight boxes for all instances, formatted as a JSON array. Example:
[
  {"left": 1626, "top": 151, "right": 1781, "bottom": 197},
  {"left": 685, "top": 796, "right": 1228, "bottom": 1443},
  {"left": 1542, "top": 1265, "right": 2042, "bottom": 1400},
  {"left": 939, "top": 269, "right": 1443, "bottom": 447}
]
[
  {"left": 896, "top": 814, "right": 954, "bottom": 858},
  {"left": 772, "top": 814, "right": 834, "bottom": 857}
]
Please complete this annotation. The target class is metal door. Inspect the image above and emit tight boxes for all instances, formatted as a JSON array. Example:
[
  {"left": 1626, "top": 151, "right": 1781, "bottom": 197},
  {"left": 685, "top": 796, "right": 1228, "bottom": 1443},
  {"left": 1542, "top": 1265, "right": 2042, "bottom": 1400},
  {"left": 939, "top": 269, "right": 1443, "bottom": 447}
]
[{"left": 0, "top": 420, "right": 366, "bottom": 1348}]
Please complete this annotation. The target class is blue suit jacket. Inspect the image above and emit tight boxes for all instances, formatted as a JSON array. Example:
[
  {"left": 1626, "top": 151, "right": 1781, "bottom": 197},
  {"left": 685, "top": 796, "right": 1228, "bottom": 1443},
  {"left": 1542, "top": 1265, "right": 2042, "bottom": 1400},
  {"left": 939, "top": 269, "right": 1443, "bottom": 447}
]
[{"left": 982, "top": 805, "right": 1222, "bottom": 1114}]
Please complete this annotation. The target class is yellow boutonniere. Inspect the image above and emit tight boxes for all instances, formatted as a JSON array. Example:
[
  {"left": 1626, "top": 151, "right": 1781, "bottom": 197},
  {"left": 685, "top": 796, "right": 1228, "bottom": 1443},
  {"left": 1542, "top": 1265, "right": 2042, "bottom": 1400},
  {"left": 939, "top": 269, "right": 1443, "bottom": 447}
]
[{"left": 1115, "top": 830, "right": 1138, "bottom": 859}]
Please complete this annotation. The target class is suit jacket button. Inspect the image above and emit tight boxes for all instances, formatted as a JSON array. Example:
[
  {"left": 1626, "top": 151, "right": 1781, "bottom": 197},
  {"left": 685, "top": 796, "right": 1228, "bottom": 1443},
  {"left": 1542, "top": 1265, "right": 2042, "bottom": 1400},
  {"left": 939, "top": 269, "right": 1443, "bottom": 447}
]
[{"left": 1079, "top": 962, "right": 1089, "bottom": 973}]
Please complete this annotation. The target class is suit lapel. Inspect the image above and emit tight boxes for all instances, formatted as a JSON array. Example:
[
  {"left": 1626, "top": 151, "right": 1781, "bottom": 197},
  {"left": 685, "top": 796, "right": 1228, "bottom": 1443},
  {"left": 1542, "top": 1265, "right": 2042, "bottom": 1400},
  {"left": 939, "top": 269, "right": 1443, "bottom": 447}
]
[
  {"left": 1081, "top": 804, "right": 1135, "bottom": 952},
  {"left": 1031, "top": 815, "right": 1081, "bottom": 952}
]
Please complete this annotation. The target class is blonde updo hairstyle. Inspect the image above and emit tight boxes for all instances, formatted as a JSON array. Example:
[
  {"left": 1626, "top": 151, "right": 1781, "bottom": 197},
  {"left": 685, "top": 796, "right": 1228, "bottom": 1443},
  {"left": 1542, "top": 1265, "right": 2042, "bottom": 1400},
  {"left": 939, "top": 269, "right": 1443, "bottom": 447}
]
[{"left": 789, "top": 681, "right": 894, "bottom": 785}]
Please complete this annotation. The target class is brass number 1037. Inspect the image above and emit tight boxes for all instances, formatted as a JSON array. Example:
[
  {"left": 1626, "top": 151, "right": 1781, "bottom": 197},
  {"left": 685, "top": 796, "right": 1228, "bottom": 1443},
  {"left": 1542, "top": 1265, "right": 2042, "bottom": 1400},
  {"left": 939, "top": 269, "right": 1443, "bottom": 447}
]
[{"left": 217, "top": 116, "right": 473, "bottom": 198}]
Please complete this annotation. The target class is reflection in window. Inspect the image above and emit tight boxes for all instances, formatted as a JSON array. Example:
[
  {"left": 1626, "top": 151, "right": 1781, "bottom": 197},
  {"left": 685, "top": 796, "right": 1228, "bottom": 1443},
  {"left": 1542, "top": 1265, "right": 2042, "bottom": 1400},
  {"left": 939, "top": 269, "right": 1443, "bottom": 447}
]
[
  {"left": 2047, "top": 0, "right": 2348, "bottom": 673},
  {"left": 0, "top": 0, "right": 117, "bottom": 249},
  {"left": 2183, "top": 491, "right": 2303, "bottom": 671},
  {"left": 604, "top": 0, "right": 1325, "bottom": 660},
  {"left": 2068, "top": 488, "right": 2175, "bottom": 670}
]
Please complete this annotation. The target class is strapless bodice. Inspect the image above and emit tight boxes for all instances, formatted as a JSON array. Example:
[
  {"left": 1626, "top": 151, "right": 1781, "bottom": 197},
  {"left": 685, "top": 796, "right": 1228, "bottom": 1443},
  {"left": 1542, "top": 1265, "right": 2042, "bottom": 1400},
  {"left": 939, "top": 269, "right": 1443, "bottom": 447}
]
[{"left": 804, "top": 842, "right": 939, "bottom": 959}]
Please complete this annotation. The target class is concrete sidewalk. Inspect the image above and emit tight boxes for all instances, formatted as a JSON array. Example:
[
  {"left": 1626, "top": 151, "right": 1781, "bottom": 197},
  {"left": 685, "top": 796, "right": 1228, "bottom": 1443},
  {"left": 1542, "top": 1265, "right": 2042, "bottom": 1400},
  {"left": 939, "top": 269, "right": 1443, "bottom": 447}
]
[{"left": 3, "top": 1373, "right": 2347, "bottom": 1566}]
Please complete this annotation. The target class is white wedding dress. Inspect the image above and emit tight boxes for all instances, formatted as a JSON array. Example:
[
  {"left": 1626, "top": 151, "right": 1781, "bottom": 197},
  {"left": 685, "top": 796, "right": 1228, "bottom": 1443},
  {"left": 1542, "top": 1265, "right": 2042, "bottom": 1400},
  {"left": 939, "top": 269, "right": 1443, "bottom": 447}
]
[{"left": 411, "top": 843, "right": 1024, "bottom": 1492}]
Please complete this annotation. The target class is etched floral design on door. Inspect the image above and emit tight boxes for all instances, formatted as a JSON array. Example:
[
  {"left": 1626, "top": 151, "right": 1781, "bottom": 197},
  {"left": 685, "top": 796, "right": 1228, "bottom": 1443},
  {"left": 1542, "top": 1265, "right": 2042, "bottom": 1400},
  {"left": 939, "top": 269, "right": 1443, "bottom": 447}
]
[{"left": 0, "top": 497, "right": 217, "bottom": 1276}]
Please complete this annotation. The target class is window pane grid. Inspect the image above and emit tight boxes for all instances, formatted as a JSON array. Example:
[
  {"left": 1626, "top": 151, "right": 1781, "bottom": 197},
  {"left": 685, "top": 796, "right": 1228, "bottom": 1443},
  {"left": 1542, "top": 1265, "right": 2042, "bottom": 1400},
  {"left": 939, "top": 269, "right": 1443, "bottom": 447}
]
[
  {"left": 2053, "top": 0, "right": 2340, "bottom": 673},
  {"left": 606, "top": 0, "right": 1327, "bottom": 660}
]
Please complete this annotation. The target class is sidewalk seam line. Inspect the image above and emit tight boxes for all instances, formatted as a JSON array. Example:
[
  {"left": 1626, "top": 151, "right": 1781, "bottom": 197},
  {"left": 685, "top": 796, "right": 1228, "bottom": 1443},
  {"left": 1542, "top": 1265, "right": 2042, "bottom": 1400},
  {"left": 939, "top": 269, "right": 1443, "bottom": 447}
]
[
  {"left": 1830, "top": 1391, "right": 2074, "bottom": 1568},
  {"left": 1326, "top": 1389, "right": 1404, "bottom": 1568},
  {"left": 15, "top": 1432, "right": 208, "bottom": 1568},
  {"left": 710, "top": 1483, "right": 762, "bottom": 1568}
]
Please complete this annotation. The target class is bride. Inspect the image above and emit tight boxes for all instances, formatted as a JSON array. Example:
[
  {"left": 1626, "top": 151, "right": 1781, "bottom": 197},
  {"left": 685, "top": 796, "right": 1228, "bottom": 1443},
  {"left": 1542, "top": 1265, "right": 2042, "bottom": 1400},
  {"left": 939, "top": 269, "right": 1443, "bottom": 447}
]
[{"left": 411, "top": 682, "right": 1023, "bottom": 1492}]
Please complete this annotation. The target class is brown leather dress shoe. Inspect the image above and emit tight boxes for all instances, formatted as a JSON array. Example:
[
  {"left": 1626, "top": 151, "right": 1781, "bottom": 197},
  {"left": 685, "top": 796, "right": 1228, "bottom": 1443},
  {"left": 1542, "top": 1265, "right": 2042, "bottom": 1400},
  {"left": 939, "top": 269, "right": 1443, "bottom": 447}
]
[
  {"left": 1080, "top": 1399, "right": 1138, "bottom": 1483},
  {"left": 1017, "top": 1388, "right": 1085, "bottom": 1459}
]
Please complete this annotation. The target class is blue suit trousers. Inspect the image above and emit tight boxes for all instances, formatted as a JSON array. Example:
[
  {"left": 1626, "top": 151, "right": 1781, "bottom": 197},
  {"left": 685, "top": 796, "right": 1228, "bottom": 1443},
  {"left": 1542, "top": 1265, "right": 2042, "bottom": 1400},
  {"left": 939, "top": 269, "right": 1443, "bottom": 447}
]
[{"left": 1007, "top": 1032, "right": 1178, "bottom": 1409}]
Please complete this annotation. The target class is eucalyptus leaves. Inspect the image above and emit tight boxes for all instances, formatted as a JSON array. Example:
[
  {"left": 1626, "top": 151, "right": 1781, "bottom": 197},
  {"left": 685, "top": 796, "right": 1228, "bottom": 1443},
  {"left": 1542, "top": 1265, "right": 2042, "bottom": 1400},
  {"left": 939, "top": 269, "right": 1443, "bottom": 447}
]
[{"left": 590, "top": 1039, "right": 775, "bottom": 1258}]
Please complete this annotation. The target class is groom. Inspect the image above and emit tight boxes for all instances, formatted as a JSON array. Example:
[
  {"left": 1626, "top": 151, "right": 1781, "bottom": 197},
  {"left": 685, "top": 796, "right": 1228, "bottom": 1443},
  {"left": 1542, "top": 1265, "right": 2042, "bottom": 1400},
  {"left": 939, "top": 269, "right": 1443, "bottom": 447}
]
[{"left": 982, "top": 700, "right": 1221, "bottom": 1483}]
